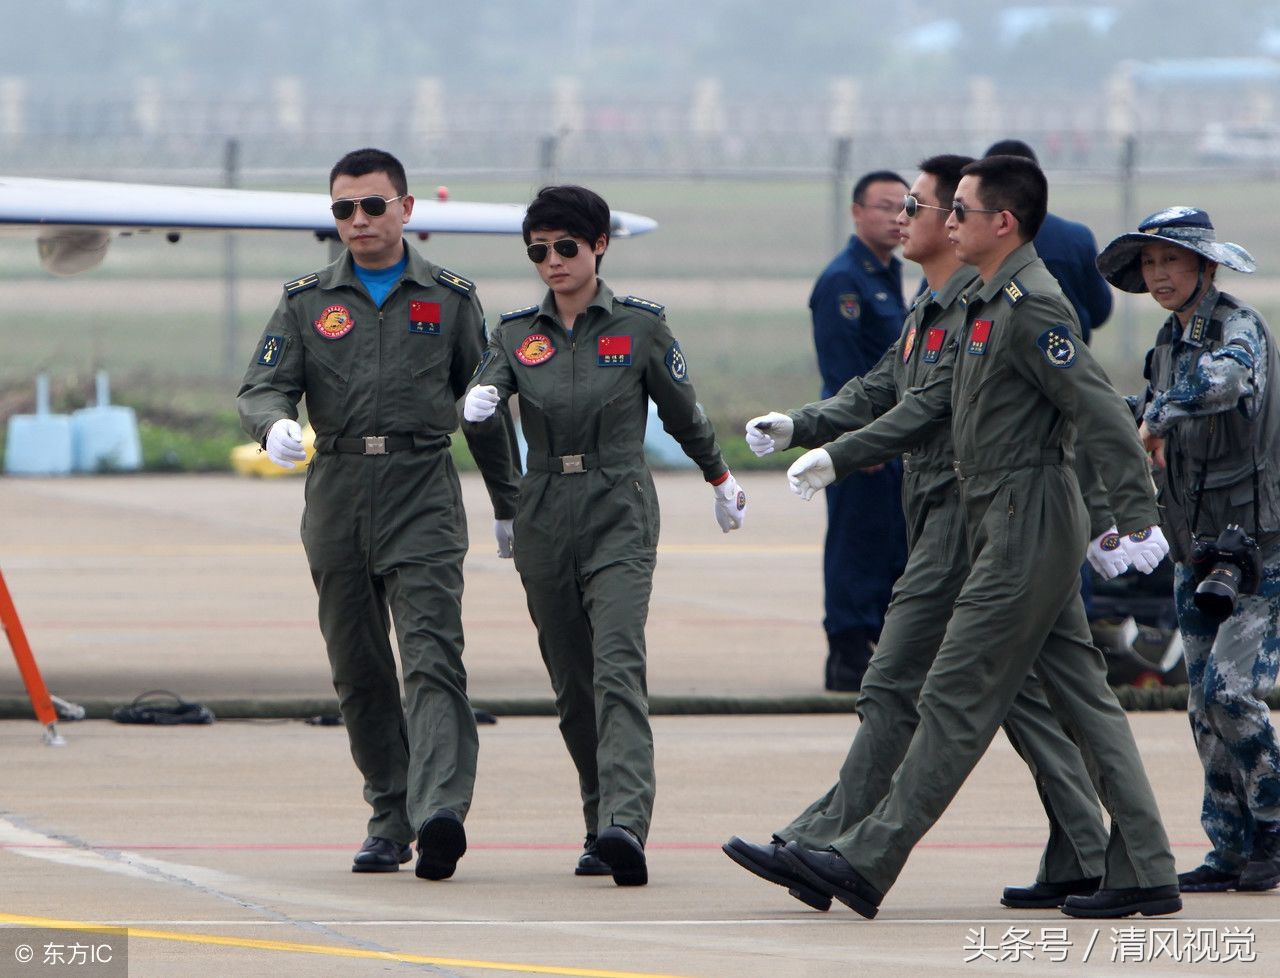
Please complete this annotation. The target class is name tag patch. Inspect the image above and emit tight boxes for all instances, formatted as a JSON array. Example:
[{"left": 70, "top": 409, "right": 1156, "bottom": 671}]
[
  {"left": 598, "top": 335, "right": 632, "bottom": 366},
  {"left": 967, "top": 319, "right": 992, "bottom": 356},
  {"left": 409, "top": 300, "right": 441, "bottom": 335}
]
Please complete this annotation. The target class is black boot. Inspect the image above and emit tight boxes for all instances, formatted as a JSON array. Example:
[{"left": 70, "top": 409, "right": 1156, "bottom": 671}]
[
  {"left": 824, "top": 630, "right": 874, "bottom": 692},
  {"left": 1240, "top": 823, "right": 1280, "bottom": 891}
]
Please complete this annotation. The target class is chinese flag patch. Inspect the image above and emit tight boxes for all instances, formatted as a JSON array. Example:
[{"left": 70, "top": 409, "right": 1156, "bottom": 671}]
[
  {"left": 598, "top": 334, "right": 633, "bottom": 366},
  {"left": 922, "top": 326, "right": 946, "bottom": 363},
  {"left": 409, "top": 300, "right": 442, "bottom": 335},
  {"left": 967, "top": 319, "right": 993, "bottom": 356}
]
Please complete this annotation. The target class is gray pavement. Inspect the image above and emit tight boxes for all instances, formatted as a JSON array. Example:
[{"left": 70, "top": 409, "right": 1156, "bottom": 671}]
[{"left": 2, "top": 473, "right": 1279, "bottom": 976}]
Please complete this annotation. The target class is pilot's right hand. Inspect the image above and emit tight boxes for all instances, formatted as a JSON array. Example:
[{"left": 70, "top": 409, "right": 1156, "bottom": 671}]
[
  {"left": 745, "top": 412, "right": 794, "bottom": 457},
  {"left": 265, "top": 418, "right": 306, "bottom": 469},
  {"left": 464, "top": 385, "right": 501, "bottom": 423}
]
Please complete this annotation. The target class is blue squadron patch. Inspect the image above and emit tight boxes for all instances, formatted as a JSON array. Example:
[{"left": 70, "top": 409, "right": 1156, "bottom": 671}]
[
  {"left": 284, "top": 273, "right": 319, "bottom": 297},
  {"left": 620, "top": 295, "right": 665, "bottom": 315},
  {"left": 838, "top": 293, "right": 861, "bottom": 321},
  {"left": 665, "top": 341, "right": 689, "bottom": 383},
  {"left": 1037, "top": 325, "right": 1077, "bottom": 368},
  {"left": 499, "top": 305, "right": 539, "bottom": 324},
  {"left": 256, "top": 335, "right": 283, "bottom": 366}
]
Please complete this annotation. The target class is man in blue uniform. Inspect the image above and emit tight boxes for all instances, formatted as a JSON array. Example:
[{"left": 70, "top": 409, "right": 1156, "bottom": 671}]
[
  {"left": 810, "top": 170, "right": 910, "bottom": 690},
  {"left": 984, "top": 140, "right": 1112, "bottom": 344}
]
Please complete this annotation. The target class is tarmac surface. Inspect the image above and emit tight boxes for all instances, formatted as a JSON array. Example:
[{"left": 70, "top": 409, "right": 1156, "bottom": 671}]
[{"left": 2, "top": 472, "right": 1279, "bottom": 977}]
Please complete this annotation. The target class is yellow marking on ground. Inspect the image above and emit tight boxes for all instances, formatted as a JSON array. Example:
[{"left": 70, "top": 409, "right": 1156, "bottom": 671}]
[{"left": 0, "top": 912, "right": 695, "bottom": 978}]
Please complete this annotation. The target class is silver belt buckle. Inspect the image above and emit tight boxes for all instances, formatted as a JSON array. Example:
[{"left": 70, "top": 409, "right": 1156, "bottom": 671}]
[
  {"left": 363, "top": 436, "right": 387, "bottom": 455},
  {"left": 559, "top": 454, "right": 585, "bottom": 474}
]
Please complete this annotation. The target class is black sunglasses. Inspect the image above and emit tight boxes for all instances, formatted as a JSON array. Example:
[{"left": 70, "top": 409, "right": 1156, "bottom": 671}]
[
  {"left": 951, "top": 199, "right": 1008, "bottom": 223},
  {"left": 902, "top": 194, "right": 950, "bottom": 219},
  {"left": 330, "top": 195, "right": 403, "bottom": 220},
  {"left": 526, "top": 238, "right": 580, "bottom": 263}
]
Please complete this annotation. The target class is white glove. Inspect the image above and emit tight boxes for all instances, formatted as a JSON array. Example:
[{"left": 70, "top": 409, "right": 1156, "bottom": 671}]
[
  {"left": 1119, "top": 525, "right": 1169, "bottom": 575},
  {"left": 787, "top": 448, "right": 836, "bottom": 500},
  {"left": 494, "top": 519, "right": 514, "bottom": 558},
  {"left": 265, "top": 418, "right": 306, "bottom": 469},
  {"left": 712, "top": 474, "right": 747, "bottom": 532},
  {"left": 463, "top": 385, "right": 501, "bottom": 422},
  {"left": 1086, "top": 526, "right": 1130, "bottom": 580},
  {"left": 744, "top": 411, "right": 794, "bottom": 457}
]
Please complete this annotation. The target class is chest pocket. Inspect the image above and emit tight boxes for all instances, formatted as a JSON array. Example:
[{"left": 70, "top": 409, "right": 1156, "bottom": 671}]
[
  {"left": 302, "top": 334, "right": 352, "bottom": 389},
  {"left": 406, "top": 319, "right": 452, "bottom": 379}
]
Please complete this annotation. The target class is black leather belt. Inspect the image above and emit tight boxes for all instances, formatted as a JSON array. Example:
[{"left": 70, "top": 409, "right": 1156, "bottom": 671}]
[
  {"left": 326, "top": 435, "right": 418, "bottom": 455},
  {"left": 526, "top": 453, "right": 599, "bottom": 474}
]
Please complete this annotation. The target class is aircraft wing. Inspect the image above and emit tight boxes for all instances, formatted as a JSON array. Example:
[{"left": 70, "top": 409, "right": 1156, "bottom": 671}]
[{"left": 0, "top": 175, "right": 657, "bottom": 274}]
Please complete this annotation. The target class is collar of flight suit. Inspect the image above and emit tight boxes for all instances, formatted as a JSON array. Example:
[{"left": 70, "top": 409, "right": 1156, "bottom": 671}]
[
  {"left": 969, "top": 240, "right": 1040, "bottom": 306},
  {"left": 932, "top": 264, "right": 981, "bottom": 312},
  {"left": 533, "top": 278, "right": 616, "bottom": 333},
  {"left": 314, "top": 240, "right": 435, "bottom": 294}
]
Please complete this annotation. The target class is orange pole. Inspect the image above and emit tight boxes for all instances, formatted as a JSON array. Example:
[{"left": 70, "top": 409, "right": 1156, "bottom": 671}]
[{"left": 0, "top": 566, "right": 59, "bottom": 728}]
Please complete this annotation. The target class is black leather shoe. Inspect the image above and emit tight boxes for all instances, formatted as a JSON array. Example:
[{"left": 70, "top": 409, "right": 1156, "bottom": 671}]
[
  {"left": 778, "top": 842, "right": 882, "bottom": 919},
  {"left": 597, "top": 825, "right": 647, "bottom": 886},
  {"left": 1177, "top": 864, "right": 1240, "bottom": 892},
  {"left": 824, "top": 631, "right": 874, "bottom": 692},
  {"left": 575, "top": 833, "right": 612, "bottom": 877},
  {"left": 352, "top": 836, "right": 412, "bottom": 873},
  {"left": 415, "top": 809, "right": 467, "bottom": 881},
  {"left": 1238, "top": 857, "right": 1280, "bottom": 891},
  {"left": 1001, "top": 875, "right": 1101, "bottom": 908},
  {"left": 1061, "top": 885, "right": 1182, "bottom": 918},
  {"left": 722, "top": 836, "right": 832, "bottom": 911}
]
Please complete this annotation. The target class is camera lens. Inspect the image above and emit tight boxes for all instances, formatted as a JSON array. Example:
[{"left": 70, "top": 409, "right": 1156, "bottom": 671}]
[{"left": 1194, "top": 563, "right": 1243, "bottom": 622}]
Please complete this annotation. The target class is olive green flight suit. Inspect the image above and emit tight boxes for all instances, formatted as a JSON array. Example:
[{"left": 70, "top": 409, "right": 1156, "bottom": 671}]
[
  {"left": 818, "top": 243, "right": 1176, "bottom": 896},
  {"left": 775, "top": 265, "right": 1107, "bottom": 887},
  {"left": 464, "top": 280, "right": 727, "bottom": 843},
  {"left": 238, "top": 243, "right": 518, "bottom": 846}
]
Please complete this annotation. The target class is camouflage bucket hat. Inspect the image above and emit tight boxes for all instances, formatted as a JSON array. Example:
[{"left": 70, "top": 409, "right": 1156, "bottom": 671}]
[{"left": 1096, "top": 206, "right": 1256, "bottom": 293}]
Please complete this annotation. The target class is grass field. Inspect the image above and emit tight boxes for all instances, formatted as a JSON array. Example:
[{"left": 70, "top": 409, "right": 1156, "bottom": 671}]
[{"left": 4, "top": 173, "right": 1279, "bottom": 469}]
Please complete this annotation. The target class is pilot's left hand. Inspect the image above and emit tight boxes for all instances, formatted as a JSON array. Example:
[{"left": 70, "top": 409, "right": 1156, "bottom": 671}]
[
  {"left": 494, "top": 519, "right": 514, "bottom": 558},
  {"left": 1119, "top": 525, "right": 1169, "bottom": 574},
  {"left": 712, "top": 473, "right": 747, "bottom": 532},
  {"left": 787, "top": 448, "right": 835, "bottom": 500}
]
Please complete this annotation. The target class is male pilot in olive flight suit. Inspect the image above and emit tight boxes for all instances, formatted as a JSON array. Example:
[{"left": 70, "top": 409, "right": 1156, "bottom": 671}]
[
  {"left": 725, "top": 154, "right": 1110, "bottom": 911},
  {"left": 772, "top": 155, "right": 1181, "bottom": 920},
  {"left": 238, "top": 148, "right": 518, "bottom": 882}
]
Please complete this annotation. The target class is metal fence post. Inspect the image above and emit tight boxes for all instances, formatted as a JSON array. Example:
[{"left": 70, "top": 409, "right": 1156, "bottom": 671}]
[{"left": 831, "top": 135, "right": 852, "bottom": 256}]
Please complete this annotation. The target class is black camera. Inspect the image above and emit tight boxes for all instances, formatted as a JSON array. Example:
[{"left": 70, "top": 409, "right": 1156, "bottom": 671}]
[{"left": 1190, "top": 524, "right": 1262, "bottom": 622}]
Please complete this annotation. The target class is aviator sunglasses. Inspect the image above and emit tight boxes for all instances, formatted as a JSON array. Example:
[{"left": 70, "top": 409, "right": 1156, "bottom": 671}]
[
  {"left": 526, "top": 238, "right": 581, "bottom": 263},
  {"left": 330, "top": 195, "right": 403, "bottom": 220},
  {"left": 950, "top": 199, "right": 1009, "bottom": 222},
  {"left": 902, "top": 194, "right": 950, "bottom": 219}
]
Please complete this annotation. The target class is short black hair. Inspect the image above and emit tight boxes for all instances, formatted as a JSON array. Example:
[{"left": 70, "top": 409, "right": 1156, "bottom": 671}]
[
  {"left": 329, "top": 148, "right": 408, "bottom": 197},
  {"left": 959, "top": 155, "right": 1048, "bottom": 240},
  {"left": 852, "top": 170, "right": 908, "bottom": 204},
  {"left": 917, "top": 154, "right": 975, "bottom": 209},
  {"left": 983, "top": 139, "right": 1038, "bottom": 164},
  {"left": 522, "top": 185, "right": 612, "bottom": 269}
]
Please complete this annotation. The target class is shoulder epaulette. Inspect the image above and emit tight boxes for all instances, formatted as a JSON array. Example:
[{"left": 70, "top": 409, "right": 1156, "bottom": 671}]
[
  {"left": 620, "top": 295, "right": 665, "bottom": 315},
  {"left": 283, "top": 273, "right": 319, "bottom": 297},
  {"left": 499, "top": 304, "right": 540, "bottom": 323},
  {"left": 434, "top": 267, "right": 475, "bottom": 297},
  {"left": 1002, "top": 278, "right": 1028, "bottom": 307}
]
